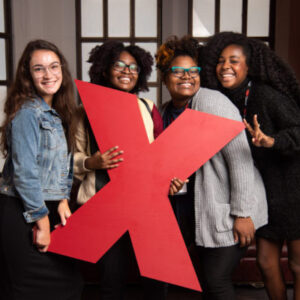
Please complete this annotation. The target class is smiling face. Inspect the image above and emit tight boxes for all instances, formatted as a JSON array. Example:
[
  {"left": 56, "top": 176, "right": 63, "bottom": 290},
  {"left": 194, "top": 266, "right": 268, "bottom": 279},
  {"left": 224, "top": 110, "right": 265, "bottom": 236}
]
[
  {"left": 30, "top": 49, "right": 62, "bottom": 106},
  {"left": 108, "top": 51, "right": 139, "bottom": 93},
  {"left": 216, "top": 44, "right": 249, "bottom": 90},
  {"left": 164, "top": 55, "right": 200, "bottom": 108}
]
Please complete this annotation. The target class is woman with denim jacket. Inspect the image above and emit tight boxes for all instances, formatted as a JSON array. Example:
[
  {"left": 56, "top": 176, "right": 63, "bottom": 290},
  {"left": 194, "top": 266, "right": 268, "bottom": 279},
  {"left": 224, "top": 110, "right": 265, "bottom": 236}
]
[{"left": 0, "top": 40, "right": 82, "bottom": 299}]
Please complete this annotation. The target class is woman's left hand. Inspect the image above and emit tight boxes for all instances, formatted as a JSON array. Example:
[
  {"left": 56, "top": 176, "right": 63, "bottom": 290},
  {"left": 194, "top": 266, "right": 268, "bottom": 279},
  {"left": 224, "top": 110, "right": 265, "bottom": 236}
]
[
  {"left": 57, "top": 199, "right": 71, "bottom": 226},
  {"left": 233, "top": 217, "right": 255, "bottom": 247},
  {"left": 243, "top": 115, "right": 274, "bottom": 148},
  {"left": 169, "top": 178, "right": 189, "bottom": 196}
]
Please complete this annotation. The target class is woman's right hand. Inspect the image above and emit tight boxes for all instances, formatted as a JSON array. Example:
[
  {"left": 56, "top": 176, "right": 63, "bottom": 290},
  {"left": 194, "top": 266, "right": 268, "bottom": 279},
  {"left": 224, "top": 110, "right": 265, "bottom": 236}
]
[
  {"left": 33, "top": 215, "right": 50, "bottom": 252},
  {"left": 243, "top": 115, "right": 274, "bottom": 148},
  {"left": 84, "top": 146, "right": 124, "bottom": 170}
]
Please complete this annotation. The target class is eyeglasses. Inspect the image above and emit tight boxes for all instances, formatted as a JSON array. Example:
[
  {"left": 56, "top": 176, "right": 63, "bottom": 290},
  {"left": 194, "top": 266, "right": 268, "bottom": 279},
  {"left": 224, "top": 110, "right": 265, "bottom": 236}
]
[
  {"left": 169, "top": 66, "right": 201, "bottom": 78},
  {"left": 31, "top": 62, "right": 62, "bottom": 78},
  {"left": 113, "top": 60, "right": 140, "bottom": 74}
]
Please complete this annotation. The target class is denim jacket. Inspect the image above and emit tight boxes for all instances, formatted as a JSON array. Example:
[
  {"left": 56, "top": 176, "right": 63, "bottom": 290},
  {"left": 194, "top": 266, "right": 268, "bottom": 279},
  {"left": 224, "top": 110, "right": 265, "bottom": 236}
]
[{"left": 0, "top": 97, "right": 73, "bottom": 223}]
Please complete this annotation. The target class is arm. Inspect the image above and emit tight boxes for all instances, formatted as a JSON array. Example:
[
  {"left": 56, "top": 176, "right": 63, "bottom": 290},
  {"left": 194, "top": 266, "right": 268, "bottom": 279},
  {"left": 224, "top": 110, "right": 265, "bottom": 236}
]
[
  {"left": 249, "top": 88, "right": 300, "bottom": 155},
  {"left": 73, "top": 113, "right": 92, "bottom": 180},
  {"left": 11, "top": 108, "right": 49, "bottom": 223},
  {"left": 11, "top": 108, "right": 50, "bottom": 252},
  {"left": 73, "top": 110, "right": 123, "bottom": 174},
  {"left": 222, "top": 131, "right": 256, "bottom": 246}
]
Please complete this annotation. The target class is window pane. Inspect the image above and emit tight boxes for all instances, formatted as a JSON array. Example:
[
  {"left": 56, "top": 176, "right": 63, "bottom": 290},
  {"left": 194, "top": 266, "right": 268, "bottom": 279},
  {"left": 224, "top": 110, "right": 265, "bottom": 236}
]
[
  {"left": 193, "top": 0, "right": 215, "bottom": 37},
  {"left": 135, "top": 42, "right": 157, "bottom": 82},
  {"left": 247, "top": 0, "right": 270, "bottom": 36},
  {"left": 108, "top": 0, "right": 130, "bottom": 37},
  {"left": 135, "top": 0, "right": 157, "bottom": 37},
  {"left": 81, "top": 0, "right": 103, "bottom": 37},
  {"left": 138, "top": 87, "right": 157, "bottom": 105},
  {"left": 0, "top": 39, "right": 6, "bottom": 80},
  {"left": 220, "top": 0, "right": 242, "bottom": 32},
  {"left": 81, "top": 43, "right": 102, "bottom": 82},
  {"left": 0, "top": 85, "right": 6, "bottom": 171},
  {"left": 0, "top": 0, "right": 4, "bottom": 33},
  {"left": 0, "top": 85, "right": 6, "bottom": 124}
]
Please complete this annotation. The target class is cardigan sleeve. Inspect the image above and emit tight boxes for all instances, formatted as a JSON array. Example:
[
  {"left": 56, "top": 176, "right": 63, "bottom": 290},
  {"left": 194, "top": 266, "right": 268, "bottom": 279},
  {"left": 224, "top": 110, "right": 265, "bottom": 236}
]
[
  {"left": 194, "top": 88, "right": 255, "bottom": 217},
  {"left": 222, "top": 130, "right": 255, "bottom": 217},
  {"left": 214, "top": 93, "right": 255, "bottom": 216}
]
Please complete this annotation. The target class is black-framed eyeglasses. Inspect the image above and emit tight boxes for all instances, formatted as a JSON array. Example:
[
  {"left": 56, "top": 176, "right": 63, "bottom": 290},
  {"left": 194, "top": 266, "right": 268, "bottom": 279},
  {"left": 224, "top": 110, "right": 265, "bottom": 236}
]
[
  {"left": 113, "top": 60, "right": 140, "bottom": 74},
  {"left": 169, "top": 66, "right": 201, "bottom": 78}
]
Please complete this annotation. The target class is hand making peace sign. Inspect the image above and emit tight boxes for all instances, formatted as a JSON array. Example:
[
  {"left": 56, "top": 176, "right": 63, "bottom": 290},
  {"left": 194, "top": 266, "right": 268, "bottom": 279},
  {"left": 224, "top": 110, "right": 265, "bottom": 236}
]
[{"left": 243, "top": 115, "right": 275, "bottom": 148}]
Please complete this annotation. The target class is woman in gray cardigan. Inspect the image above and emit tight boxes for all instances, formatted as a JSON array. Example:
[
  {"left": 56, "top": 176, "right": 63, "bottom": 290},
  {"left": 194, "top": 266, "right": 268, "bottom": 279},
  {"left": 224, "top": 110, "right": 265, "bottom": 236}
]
[{"left": 156, "top": 36, "right": 268, "bottom": 300}]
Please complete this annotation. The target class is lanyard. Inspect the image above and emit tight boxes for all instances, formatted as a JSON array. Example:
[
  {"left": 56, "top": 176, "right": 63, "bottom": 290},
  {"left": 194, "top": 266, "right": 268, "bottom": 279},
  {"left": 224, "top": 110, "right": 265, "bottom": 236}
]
[{"left": 243, "top": 81, "right": 252, "bottom": 119}]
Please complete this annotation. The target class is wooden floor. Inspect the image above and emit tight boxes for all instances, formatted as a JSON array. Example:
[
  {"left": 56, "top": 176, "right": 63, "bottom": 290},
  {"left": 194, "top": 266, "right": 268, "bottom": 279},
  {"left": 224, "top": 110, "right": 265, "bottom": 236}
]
[{"left": 81, "top": 284, "right": 293, "bottom": 299}]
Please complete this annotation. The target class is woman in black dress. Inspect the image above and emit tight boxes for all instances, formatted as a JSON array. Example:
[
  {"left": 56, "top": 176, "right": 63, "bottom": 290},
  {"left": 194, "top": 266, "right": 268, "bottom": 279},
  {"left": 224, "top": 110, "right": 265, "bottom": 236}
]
[{"left": 201, "top": 31, "right": 300, "bottom": 300}]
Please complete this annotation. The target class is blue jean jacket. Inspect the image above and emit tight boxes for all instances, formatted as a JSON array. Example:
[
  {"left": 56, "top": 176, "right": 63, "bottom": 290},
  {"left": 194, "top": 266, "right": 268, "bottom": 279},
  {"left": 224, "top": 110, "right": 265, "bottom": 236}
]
[{"left": 0, "top": 97, "right": 73, "bottom": 223}]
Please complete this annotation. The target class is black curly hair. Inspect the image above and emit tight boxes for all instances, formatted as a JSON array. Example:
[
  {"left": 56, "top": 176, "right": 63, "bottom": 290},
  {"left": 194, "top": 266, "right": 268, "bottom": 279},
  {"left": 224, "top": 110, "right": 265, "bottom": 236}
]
[
  {"left": 155, "top": 35, "right": 203, "bottom": 79},
  {"left": 87, "top": 40, "right": 153, "bottom": 94},
  {"left": 201, "top": 31, "right": 300, "bottom": 105}
]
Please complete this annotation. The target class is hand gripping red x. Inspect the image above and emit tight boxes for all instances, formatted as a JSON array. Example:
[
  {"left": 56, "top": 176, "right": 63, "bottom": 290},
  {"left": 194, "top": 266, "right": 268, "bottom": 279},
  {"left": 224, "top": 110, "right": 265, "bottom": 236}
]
[{"left": 48, "top": 80, "right": 244, "bottom": 291}]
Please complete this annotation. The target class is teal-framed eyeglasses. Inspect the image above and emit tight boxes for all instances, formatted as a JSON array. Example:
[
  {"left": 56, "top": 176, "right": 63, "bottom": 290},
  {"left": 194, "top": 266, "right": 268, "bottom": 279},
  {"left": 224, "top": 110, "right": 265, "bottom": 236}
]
[
  {"left": 169, "top": 66, "right": 201, "bottom": 78},
  {"left": 113, "top": 60, "right": 140, "bottom": 74}
]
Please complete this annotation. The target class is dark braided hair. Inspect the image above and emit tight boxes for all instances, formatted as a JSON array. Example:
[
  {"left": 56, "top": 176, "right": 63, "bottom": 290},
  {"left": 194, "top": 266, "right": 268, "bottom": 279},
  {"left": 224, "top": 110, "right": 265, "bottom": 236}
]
[
  {"left": 201, "top": 31, "right": 300, "bottom": 106},
  {"left": 88, "top": 40, "right": 153, "bottom": 94},
  {"left": 156, "top": 35, "right": 203, "bottom": 79}
]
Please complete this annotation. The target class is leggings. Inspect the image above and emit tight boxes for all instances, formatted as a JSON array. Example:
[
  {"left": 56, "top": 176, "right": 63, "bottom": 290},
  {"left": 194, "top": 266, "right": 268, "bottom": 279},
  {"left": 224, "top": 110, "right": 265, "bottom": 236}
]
[
  {"left": 97, "top": 232, "right": 167, "bottom": 300},
  {"left": 197, "top": 244, "right": 246, "bottom": 300}
]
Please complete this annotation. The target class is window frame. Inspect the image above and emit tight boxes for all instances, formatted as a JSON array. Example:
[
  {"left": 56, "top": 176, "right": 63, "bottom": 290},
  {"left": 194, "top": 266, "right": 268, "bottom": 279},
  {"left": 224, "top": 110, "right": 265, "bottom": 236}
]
[
  {"left": 0, "top": 0, "right": 13, "bottom": 87},
  {"left": 188, "top": 0, "right": 276, "bottom": 49},
  {"left": 75, "top": 0, "right": 163, "bottom": 105}
]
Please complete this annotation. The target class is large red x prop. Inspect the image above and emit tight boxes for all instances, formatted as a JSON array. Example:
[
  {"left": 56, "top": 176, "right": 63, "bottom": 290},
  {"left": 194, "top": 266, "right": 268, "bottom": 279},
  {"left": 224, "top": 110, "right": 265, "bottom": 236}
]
[{"left": 48, "top": 80, "right": 244, "bottom": 291}]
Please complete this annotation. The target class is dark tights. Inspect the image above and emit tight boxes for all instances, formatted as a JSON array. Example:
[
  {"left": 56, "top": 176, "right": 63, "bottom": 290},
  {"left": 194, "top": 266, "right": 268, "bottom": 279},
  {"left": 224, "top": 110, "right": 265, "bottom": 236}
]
[
  {"left": 257, "top": 237, "right": 300, "bottom": 300},
  {"left": 197, "top": 245, "right": 246, "bottom": 300}
]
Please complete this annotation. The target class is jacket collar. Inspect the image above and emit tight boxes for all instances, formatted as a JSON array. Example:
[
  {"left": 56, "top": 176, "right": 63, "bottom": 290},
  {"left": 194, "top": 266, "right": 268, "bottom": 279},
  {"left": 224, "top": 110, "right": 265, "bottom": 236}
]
[{"left": 34, "top": 95, "right": 60, "bottom": 116}]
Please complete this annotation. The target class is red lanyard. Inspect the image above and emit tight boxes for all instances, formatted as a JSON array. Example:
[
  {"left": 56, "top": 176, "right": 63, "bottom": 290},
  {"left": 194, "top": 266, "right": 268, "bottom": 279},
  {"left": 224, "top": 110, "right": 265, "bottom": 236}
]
[{"left": 243, "top": 81, "right": 252, "bottom": 119}]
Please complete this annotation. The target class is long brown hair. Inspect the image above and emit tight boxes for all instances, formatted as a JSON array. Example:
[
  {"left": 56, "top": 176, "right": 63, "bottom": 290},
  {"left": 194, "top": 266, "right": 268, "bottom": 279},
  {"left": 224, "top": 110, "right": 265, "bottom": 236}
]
[{"left": 0, "top": 39, "right": 77, "bottom": 155}]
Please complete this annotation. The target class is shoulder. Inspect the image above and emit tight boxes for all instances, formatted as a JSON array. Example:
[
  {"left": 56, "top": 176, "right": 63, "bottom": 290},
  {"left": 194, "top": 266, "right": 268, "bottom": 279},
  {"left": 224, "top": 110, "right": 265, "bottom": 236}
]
[
  {"left": 193, "top": 87, "right": 242, "bottom": 121},
  {"left": 252, "top": 82, "right": 298, "bottom": 111},
  {"left": 14, "top": 99, "right": 40, "bottom": 121},
  {"left": 138, "top": 97, "right": 154, "bottom": 110},
  {"left": 14, "top": 97, "right": 45, "bottom": 121},
  {"left": 252, "top": 82, "right": 285, "bottom": 100}
]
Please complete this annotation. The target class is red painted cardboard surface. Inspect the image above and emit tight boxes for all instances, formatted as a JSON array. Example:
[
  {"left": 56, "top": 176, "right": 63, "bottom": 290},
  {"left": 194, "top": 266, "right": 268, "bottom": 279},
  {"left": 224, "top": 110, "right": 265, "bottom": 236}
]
[{"left": 48, "top": 80, "right": 245, "bottom": 291}]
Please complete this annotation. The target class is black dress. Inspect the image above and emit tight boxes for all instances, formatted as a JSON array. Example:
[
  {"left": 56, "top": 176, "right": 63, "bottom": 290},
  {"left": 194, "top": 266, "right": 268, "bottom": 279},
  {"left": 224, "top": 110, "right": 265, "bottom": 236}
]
[
  {"left": 224, "top": 80, "right": 300, "bottom": 241},
  {"left": 0, "top": 196, "right": 83, "bottom": 300}
]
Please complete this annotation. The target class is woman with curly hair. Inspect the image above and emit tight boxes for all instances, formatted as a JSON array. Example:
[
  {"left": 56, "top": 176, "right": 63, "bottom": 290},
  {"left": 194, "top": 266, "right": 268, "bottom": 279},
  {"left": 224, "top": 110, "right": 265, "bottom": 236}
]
[
  {"left": 74, "top": 40, "right": 183, "bottom": 299},
  {"left": 201, "top": 31, "right": 300, "bottom": 300},
  {"left": 156, "top": 35, "right": 267, "bottom": 299},
  {"left": 0, "top": 39, "right": 82, "bottom": 299}
]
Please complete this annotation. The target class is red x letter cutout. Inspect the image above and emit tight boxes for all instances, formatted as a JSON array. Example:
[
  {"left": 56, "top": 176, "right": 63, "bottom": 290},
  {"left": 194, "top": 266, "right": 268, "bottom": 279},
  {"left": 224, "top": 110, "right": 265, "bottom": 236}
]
[{"left": 48, "top": 80, "right": 244, "bottom": 291}]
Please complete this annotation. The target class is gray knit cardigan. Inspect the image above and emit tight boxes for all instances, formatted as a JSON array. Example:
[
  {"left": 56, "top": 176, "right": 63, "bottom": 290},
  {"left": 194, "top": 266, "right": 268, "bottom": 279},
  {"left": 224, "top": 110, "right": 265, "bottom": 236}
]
[{"left": 183, "top": 87, "right": 268, "bottom": 247}]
